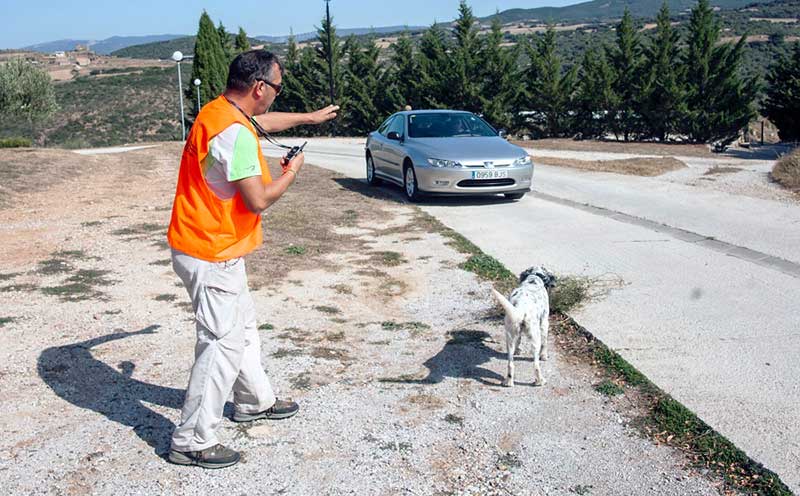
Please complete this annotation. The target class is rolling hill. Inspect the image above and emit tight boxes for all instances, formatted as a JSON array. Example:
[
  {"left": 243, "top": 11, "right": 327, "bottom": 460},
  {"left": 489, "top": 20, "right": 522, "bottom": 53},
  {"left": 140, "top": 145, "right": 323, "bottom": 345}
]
[{"left": 23, "top": 35, "right": 186, "bottom": 54}]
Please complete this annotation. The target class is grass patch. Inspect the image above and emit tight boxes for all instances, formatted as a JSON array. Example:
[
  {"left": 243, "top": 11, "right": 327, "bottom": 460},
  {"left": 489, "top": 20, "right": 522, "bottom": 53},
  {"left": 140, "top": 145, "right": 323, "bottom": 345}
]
[
  {"left": 66, "top": 269, "right": 115, "bottom": 286},
  {"left": 154, "top": 294, "right": 177, "bottom": 302},
  {"left": 595, "top": 380, "right": 625, "bottom": 396},
  {"left": 444, "top": 413, "right": 464, "bottom": 426},
  {"left": 0, "top": 272, "right": 21, "bottom": 281},
  {"left": 772, "top": 148, "right": 800, "bottom": 191},
  {"left": 289, "top": 371, "right": 311, "bottom": 390},
  {"left": 258, "top": 323, "right": 274, "bottom": 331},
  {"left": 36, "top": 258, "right": 73, "bottom": 275},
  {"left": 550, "top": 276, "right": 592, "bottom": 314},
  {"left": 329, "top": 283, "right": 353, "bottom": 295},
  {"left": 496, "top": 451, "right": 523, "bottom": 470},
  {"left": 0, "top": 317, "right": 16, "bottom": 327},
  {"left": 460, "top": 253, "right": 516, "bottom": 284},
  {"left": 0, "top": 283, "right": 38, "bottom": 292},
  {"left": 40, "top": 282, "right": 100, "bottom": 302},
  {"left": 314, "top": 305, "right": 341, "bottom": 314},
  {"left": 0, "top": 137, "right": 32, "bottom": 148},
  {"left": 81, "top": 220, "right": 102, "bottom": 227},
  {"left": 704, "top": 166, "right": 742, "bottom": 175},
  {"left": 371, "top": 251, "right": 406, "bottom": 267},
  {"left": 285, "top": 245, "right": 307, "bottom": 256},
  {"left": 530, "top": 155, "right": 687, "bottom": 177},
  {"left": 112, "top": 223, "right": 165, "bottom": 236},
  {"left": 149, "top": 259, "right": 171, "bottom": 266},
  {"left": 381, "top": 321, "right": 431, "bottom": 336},
  {"left": 554, "top": 315, "right": 791, "bottom": 495},
  {"left": 272, "top": 347, "right": 306, "bottom": 359}
]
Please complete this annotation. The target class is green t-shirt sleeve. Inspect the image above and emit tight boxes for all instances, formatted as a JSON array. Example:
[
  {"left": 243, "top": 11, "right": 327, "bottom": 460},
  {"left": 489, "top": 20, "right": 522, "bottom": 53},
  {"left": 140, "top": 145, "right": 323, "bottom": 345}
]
[{"left": 227, "top": 126, "right": 261, "bottom": 182}]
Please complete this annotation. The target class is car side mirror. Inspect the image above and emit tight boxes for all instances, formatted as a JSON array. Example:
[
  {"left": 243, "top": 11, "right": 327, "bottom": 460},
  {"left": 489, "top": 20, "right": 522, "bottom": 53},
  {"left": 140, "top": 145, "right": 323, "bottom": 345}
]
[
  {"left": 498, "top": 129, "right": 508, "bottom": 139},
  {"left": 387, "top": 131, "right": 402, "bottom": 141}
]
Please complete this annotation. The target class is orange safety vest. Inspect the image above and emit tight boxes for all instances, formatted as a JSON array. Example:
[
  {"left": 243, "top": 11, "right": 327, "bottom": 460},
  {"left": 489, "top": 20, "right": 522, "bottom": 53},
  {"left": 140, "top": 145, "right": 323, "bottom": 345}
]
[{"left": 167, "top": 95, "right": 273, "bottom": 262}]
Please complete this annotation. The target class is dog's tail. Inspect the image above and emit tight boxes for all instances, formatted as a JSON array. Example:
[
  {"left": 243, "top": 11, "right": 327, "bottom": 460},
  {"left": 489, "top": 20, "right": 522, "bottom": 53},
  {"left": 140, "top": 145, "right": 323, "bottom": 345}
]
[{"left": 491, "top": 289, "right": 523, "bottom": 324}]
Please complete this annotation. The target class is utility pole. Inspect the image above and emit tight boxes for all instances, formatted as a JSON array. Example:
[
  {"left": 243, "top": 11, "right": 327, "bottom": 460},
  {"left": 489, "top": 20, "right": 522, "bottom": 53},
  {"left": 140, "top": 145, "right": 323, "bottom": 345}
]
[
  {"left": 171, "top": 51, "right": 186, "bottom": 141},
  {"left": 325, "top": 0, "right": 335, "bottom": 106}
]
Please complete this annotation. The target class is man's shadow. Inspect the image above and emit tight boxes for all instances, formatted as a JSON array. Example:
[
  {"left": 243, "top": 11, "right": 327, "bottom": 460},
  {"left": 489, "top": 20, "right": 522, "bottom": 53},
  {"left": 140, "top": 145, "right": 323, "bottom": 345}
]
[
  {"left": 380, "top": 329, "right": 535, "bottom": 387},
  {"left": 37, "top": 326, "right": 185, "bottom": 456}
]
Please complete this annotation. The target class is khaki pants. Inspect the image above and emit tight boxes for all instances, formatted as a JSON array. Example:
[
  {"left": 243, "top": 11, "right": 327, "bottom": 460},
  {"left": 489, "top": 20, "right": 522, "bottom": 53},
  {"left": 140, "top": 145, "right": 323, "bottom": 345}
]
[{"left": 170, "top": 249, "right": 276, "bottom": 452}]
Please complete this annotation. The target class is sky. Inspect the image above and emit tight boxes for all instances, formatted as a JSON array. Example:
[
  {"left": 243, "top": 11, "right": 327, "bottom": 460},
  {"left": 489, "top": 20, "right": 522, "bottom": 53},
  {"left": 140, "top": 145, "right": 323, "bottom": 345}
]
[{"left": 1, "top": 0, "right": 583, "bottom": 49}]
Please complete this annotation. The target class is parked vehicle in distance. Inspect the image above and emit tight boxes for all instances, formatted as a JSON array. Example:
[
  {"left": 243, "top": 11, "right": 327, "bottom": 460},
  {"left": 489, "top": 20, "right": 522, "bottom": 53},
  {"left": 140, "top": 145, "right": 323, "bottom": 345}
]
[{"left": 365, "top": 110, "right": 534, "bottom": 202}]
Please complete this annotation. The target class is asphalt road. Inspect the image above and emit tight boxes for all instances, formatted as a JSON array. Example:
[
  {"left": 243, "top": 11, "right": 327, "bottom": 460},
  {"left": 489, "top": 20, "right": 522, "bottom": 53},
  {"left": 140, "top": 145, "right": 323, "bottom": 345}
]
[{"left": 265, "top": 137, "right": 800, "bottom": 493}]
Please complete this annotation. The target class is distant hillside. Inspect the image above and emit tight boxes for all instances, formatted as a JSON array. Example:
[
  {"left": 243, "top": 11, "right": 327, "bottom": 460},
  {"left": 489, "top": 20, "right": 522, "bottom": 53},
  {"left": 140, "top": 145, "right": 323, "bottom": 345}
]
[
  {"left": 256, "top": 25, "right": 427, "bottom": 43},
  {"left": 23, "top": 35, "right": 185, "bottom": 54},
  {"left": 111, "top": 36, "right": 274, "bottom": 60},
  {"left": 480, "top": 0, "right": 779, "bottom": 23}
]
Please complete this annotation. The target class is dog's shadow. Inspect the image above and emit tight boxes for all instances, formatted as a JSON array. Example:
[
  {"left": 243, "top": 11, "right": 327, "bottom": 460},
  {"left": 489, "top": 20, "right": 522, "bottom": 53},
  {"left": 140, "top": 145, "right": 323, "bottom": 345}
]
[
  {"left": 37, "top": 326, "right": 185, "bottom": 456},
  {"left": 380, "top": 329, "right": 536, "bottom": 388}
]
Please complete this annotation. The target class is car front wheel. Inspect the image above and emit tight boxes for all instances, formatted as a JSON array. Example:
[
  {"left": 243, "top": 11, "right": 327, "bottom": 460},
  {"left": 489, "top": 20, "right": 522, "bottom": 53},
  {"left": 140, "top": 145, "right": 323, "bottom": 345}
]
[
  {"left": 366, "top": 154, "right": 381, "bottom": 186},
  {"left": 404, "top": 165, "right": 422, "bottom": 202}
]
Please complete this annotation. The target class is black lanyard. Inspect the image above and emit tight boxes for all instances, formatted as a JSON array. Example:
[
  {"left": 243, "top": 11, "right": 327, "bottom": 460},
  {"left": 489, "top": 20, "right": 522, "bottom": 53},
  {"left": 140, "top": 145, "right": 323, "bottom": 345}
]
[{"left": 223, "top": 95, "right": 292, "bottom": 150}]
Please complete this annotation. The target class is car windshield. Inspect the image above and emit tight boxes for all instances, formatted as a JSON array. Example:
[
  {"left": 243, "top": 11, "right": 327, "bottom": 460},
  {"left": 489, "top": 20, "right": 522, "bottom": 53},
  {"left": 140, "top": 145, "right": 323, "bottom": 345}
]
[{"left": 408, "top": 113, "right": 497, "bottom": 138}]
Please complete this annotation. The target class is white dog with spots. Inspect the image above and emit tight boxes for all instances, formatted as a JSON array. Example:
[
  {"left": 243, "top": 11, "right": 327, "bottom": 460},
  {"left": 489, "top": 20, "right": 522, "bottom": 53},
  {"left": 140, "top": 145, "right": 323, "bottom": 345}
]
[{"left": 491, "top": 266, "right": 556, "bottom": 387}]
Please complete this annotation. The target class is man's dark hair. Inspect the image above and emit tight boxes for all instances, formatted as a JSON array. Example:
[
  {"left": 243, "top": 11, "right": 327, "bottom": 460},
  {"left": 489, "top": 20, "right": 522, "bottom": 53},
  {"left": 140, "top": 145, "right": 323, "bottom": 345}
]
[{"left": 226, "top": 50, "right": 284, "bottom": 92}]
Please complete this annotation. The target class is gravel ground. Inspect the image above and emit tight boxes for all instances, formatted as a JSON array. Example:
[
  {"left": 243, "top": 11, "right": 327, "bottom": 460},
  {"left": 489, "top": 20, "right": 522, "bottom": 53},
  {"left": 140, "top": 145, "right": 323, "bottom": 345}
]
[{"left": 0, "top": 145, "right": 724, "bottom": 495}]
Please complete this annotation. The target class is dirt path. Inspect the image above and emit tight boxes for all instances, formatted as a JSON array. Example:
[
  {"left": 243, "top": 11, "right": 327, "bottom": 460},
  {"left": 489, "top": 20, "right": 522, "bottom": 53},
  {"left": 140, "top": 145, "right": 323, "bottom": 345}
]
[{"left": 0, "top": 145, "right": 722, "bottom": 495}]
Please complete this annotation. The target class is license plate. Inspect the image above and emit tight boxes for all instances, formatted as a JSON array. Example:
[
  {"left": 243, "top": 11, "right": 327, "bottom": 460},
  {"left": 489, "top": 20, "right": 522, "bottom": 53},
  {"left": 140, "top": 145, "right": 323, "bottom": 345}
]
[{"left": 472, "top": 170, "right": 508, "bottom": 180}]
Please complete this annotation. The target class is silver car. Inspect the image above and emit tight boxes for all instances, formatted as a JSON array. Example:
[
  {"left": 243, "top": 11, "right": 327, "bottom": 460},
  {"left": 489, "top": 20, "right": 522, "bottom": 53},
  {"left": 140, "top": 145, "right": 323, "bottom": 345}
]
[{"left": 365, "top": 110, "right": 533, "bottom": 201}]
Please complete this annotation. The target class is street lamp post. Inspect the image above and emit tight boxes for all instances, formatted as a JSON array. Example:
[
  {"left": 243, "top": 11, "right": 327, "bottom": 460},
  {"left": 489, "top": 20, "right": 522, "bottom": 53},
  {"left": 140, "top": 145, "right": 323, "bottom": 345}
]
[
  {"left": 171, "top": 51, "right": 186, "bottom": 141},
  {"left": 193, "top": 78, "right": 202, "bottom": 114}
]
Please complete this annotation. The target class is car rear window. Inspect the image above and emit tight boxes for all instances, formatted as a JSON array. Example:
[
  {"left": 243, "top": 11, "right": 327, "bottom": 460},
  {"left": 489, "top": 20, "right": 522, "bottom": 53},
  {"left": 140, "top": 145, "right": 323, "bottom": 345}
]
[{"left": 408, "top": 113, "right": 497, "bottom": 138}]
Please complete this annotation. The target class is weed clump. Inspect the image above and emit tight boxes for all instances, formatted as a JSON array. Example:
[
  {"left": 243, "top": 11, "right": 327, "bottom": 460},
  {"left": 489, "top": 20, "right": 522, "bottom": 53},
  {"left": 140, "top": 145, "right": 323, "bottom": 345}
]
[{"left": 772, "top": 148, "right": 800, "bottom": 191}]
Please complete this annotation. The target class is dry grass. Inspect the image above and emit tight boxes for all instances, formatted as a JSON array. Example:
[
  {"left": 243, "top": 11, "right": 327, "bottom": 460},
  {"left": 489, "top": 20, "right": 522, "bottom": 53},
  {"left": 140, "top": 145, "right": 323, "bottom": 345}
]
[
  {"left": 514, "top": 138, "right": 715, "bottom": 157},
  {"left": 772, "top": 149, "right": 800, "bottom": 192},
  {"left": 531, "top": 155, "right": 687, "bottom": 177},
  {"left": 704, "top": 166, "right": 743, "bottom": 176}
]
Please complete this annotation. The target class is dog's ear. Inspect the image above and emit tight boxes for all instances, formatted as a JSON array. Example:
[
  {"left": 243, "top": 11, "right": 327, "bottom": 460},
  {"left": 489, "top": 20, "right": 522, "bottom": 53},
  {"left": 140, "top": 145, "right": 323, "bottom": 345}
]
[
  {"left": 519, "top": 267, "right": 535, "bottom": 284},
  {"left": 542, "top": 267, "right": 557, "bottom": 288}
]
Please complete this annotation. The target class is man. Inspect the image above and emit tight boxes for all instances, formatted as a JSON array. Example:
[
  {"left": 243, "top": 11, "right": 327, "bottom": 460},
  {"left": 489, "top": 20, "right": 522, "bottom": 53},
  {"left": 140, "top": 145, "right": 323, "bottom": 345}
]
[{"left": 166, "top": 49, "right": 337, "bottom": 469}]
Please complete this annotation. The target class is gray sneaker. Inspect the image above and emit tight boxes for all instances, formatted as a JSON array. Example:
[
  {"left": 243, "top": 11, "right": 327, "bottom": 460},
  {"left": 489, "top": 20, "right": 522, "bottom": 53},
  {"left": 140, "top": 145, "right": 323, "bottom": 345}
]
[
  {"left": 168, "top": 443, "right": 240, "bottom": 469},
  {"left": 233, "top": 399, "right": 300, "bottom": 422}
]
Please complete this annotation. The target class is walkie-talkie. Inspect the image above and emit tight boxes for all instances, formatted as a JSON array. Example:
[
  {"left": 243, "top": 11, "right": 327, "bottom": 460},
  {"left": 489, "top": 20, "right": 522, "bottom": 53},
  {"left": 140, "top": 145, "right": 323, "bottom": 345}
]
[{"left": 283, "top": 141, "right": 307, "bottom": 163}]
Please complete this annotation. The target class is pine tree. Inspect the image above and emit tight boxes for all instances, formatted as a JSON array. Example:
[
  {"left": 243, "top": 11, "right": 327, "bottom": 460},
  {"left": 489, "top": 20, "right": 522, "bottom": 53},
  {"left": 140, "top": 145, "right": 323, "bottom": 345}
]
[
  {"left": 342, "top": 37, "right": 382, "bottom": 135},
  {"left": 520, "top": 27, "right": 577, "bottom": 137},
  {"left": 681, "top": 0, "right": 758, "bottom": 143},
  {"left": 450, "top": 1, "right": 483, "bottom": 112},
  {"left": 234, "top": 27, "right": 250, "bottom": 53},
  {"left": 610, "top": 8, "right": 644, "bottom": 141},
  {"left": 314, "top": 12, "right": 345, "bottom": 135},
  {"left": 640, "top": 1, "right": 686, "bottom": 141},
  {"left": 417, "top": 23, "right": 452, "bottom": 109},
  {"left": 188, "top": 11, "right": 228, "bottom": 116},
  {"left": 574, "top": 45, "right": 618, "bottom": 139},
  {"left": 388, "top": 32, "right": 420, "bottom": 109},
  {"left": 217, "top": 22, "right": 233, "bottom": 61},
  {"left": 480, "top": 16, "right": 521, "bottom": 132},
  {"left": 763, "top": 42, "right": 800, "bottom": 142}
]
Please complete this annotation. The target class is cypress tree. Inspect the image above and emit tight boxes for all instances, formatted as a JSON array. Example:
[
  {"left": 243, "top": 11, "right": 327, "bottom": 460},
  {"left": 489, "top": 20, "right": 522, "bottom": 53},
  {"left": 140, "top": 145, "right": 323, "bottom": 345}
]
[
  {"left": 610, "top": 8, "right": 644, "bottom": 141},
  {"left": 417, "top": 23, "right": 451, "bottom": 109},
  {"left": 217, "top": 22, "right": 233, "bottom": 61},
  {"left": 521, "top": 27, "right": 577, "bottom": 138},
  {"left": 574, "top": 45, "right": 618, "bottom": 139},
  {"left": 640, "top": 1, "right": 686, "bottom": 141},
  {"left": 342, "top": 37, "right": 382, "bottom": 135},
  {"left": 234, "top": 27, "right": 250, "bottom": 53},
  {"left": 272, "top": 34, "right": 312, "bottom": 118},
  {"left": 188, "top": 11, "right": 228, "bottom": 115},
  {"left": 451, "top": 1, "right": 483, "bottom": 112},
  {"left": 681, "top": 0, "right": 758, "bottom": 144},
  {"left": 763, "top": 42, "right": 800, "bottom": 142},
  {"left": 389, "top": 32, "right": 420, "bottom": 109},
  {"left": 481, "top": 16, "right": 521, "bottom": 132}
]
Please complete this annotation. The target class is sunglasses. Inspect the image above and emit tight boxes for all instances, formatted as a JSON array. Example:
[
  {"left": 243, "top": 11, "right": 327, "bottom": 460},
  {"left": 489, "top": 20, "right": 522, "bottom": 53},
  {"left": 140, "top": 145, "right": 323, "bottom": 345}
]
[{"left": 257, "top": 78, "right": 283, "bottom": 96}]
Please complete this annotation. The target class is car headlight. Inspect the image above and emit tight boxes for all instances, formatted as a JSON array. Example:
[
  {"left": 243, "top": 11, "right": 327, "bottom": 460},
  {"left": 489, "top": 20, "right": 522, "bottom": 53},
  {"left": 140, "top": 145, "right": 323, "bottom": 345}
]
[
  {"left": 513, "top": 155, "right": 532, "bottom": 166},
  {"left": 427, "top": 158, "right": 463, "bottom": 168}
]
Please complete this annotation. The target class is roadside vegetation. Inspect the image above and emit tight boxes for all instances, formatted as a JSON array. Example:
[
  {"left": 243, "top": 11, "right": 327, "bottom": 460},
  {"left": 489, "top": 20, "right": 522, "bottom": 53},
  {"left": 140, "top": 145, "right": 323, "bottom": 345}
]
[{"left": 772, "top": 148, "right": 800, "bottom": 191}]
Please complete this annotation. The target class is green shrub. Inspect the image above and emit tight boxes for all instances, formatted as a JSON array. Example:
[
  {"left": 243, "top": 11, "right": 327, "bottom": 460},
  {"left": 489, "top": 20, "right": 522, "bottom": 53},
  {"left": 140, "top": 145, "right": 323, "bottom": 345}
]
[
  {"left": 772, "top": 148, "right": 800, "bottom": 191},
  {"left": 0, "top": 137, "right": 32, "bottom": 148}
]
